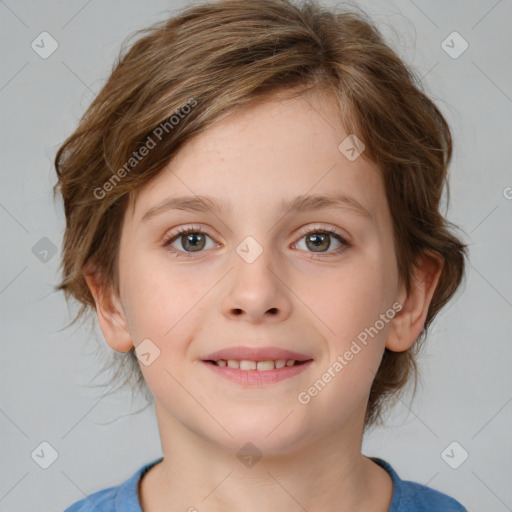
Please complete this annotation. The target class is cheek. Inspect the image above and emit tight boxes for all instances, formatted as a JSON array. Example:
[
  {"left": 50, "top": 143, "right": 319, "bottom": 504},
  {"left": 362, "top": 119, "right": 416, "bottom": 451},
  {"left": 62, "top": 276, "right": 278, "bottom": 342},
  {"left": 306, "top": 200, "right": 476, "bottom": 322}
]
[
  {"left": 120, "top": 251, "right": 204, "bottom": 345},
  {"left": 295, "top": 255, "right": 396, "bottom": 425},
  {"left": 305, "top": 251, "right": 396, "bottom": 349}
]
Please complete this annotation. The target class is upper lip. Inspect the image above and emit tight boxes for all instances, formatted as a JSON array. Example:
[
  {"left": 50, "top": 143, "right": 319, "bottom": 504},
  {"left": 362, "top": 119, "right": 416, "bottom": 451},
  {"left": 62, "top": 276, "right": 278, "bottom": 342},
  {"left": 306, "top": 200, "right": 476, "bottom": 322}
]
[{"left": 203, "top": 346, "right": 313, "bottom": 362}]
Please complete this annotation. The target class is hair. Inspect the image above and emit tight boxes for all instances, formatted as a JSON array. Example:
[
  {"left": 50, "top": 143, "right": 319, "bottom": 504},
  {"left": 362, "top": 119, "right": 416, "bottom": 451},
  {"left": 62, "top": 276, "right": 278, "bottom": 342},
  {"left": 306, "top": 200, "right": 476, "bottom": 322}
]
[{"left": 54, "top": 0, "right": 468, "bottom": 430}]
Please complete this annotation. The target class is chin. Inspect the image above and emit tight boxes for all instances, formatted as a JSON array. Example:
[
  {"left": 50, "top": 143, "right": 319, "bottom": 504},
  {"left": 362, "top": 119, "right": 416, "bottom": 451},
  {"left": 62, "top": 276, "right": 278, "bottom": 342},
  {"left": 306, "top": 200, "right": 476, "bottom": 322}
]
[{"left": 213, "top": 418, "right": 313, "bottom": 457}]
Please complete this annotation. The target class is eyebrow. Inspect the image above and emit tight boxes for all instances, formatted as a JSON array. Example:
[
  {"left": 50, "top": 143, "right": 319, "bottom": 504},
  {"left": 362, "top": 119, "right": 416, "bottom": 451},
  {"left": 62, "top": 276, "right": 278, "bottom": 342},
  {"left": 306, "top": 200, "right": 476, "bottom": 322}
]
[{"left": 141, "top": 193, "right": 373, "bottom": 222}]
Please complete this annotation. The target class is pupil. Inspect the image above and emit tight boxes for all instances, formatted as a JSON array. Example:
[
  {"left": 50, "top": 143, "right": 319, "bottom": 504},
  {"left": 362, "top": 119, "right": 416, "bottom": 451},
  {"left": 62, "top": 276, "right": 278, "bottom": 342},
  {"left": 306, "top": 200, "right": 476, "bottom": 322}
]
[
  {"left": 307, "top": 233, "right": 329, "bottom": 252},
  {"left": 183, "top": 233, "right": 205, "bottom": 252}
]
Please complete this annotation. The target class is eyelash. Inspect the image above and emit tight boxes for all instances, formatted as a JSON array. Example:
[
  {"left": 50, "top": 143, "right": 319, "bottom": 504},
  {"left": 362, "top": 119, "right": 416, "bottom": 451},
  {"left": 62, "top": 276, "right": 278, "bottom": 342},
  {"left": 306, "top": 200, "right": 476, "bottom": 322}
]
[{"left": 162, "top": 225, "right": 351, "bottom": 259}]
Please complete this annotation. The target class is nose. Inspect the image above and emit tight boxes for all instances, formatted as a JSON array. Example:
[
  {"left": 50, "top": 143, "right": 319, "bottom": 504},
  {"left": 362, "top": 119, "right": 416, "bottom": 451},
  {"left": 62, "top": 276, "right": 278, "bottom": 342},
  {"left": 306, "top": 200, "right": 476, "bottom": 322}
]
[{"left": 221, "top": 243, "right": 293, "bottom": 324}]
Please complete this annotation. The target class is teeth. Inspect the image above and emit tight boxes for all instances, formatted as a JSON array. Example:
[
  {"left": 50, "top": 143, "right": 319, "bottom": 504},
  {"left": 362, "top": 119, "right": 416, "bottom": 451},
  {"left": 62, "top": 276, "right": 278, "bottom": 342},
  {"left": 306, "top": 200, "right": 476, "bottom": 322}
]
[
  {"left": 256, "top": 360, "right": 274, "bottom": 371},
  {"left": 216, "top": 359, "right": 298, "bottom": 370},
  {"left": 240, "top": 360, "right": 256, "bottom": 370}
]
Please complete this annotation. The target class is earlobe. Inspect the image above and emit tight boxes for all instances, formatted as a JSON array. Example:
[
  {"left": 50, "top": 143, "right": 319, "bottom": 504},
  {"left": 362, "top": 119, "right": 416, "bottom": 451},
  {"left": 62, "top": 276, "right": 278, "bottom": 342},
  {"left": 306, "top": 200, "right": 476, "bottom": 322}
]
[
  {"left": 386, "top": 251, "right": 444, "bottom": 352},
  {"left": 83, "top": 268, "right": 134, "bottom": 353}
]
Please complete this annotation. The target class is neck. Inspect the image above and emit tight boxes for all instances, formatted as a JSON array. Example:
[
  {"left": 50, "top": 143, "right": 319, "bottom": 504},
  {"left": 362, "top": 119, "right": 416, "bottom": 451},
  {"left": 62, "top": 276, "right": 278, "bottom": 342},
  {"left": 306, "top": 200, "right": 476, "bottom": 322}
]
[{"left": 139, "top": 401, "right": 393, "bottom": 512}]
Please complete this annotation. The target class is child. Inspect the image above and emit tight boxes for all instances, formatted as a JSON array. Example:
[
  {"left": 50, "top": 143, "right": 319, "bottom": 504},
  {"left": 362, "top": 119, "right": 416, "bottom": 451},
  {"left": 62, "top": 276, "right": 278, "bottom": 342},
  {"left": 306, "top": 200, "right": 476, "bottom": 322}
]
[{"left": 56, "top": 0, "right": 469, "bottom": 510}]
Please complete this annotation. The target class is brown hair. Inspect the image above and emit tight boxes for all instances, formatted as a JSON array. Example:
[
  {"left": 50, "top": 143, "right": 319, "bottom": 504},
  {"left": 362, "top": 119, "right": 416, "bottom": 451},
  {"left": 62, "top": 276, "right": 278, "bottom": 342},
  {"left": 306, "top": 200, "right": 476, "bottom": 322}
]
[{"left": 53, "top": 0, "right": 468, "bottom": 429}]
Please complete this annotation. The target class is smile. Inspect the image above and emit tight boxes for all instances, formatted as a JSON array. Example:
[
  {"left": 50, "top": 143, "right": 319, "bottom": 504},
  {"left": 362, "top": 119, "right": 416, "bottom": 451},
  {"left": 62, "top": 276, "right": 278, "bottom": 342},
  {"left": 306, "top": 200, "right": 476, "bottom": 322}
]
[
  {"left": 202, "top": 359, "right": 313, "bottom": 385},
  {"left": 208, "top": 359, "right": 303, "bottom": 370}
]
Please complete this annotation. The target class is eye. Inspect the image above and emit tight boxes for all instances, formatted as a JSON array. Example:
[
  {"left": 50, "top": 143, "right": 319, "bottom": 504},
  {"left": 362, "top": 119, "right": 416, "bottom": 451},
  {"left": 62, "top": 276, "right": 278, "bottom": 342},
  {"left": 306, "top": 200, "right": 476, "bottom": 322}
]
[
  {"left": 293, "top": 226, "right": 350, "bottom": 256},
  {"left": 162, "top": 225, "right": 350, "bottom": 258},
  {"left": 163, "top": 226, "right": 217, "bottom": 256}
]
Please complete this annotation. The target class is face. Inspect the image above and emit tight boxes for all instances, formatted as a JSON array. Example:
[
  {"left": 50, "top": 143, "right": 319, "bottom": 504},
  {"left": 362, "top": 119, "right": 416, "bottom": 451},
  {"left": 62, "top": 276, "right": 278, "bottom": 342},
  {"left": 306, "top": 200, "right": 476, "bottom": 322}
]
[{"left": 113, "top": 89, "right": 403, "bottom": 455}]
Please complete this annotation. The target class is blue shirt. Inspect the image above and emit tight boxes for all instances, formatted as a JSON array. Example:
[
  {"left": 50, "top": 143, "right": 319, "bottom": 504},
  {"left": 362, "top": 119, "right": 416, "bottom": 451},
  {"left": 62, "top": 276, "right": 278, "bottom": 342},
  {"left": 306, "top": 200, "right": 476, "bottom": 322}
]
[{"left": 63, "top": 456, "right": 468, "bottom": 511}]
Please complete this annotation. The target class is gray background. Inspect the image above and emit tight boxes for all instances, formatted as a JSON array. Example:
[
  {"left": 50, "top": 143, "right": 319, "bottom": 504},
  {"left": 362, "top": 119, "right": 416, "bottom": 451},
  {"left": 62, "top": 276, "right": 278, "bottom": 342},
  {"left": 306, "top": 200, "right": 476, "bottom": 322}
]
[{"left": 1, "top": 0, "right": 511, "bottom": 510}]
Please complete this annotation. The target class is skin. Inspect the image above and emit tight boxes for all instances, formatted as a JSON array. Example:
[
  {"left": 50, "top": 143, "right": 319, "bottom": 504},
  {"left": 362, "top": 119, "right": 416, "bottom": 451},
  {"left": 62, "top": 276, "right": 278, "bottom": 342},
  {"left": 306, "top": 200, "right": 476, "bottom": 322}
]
[{"left": 84, "top": 88, "right": 443, "bottom": 512}]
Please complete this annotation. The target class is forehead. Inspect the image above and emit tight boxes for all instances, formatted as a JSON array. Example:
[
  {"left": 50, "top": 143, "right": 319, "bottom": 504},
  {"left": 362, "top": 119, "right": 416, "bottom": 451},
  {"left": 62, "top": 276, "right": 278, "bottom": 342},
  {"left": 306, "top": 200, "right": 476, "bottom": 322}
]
[{"left": 128, "top": 89, "right": 387, "bottom": 224}]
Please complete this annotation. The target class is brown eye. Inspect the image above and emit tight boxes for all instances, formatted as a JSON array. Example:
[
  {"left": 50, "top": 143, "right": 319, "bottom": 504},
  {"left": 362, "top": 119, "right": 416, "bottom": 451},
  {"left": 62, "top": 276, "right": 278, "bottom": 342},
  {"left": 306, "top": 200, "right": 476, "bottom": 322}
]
[
  {"left": 294, "top": 227, "right": 349, "bottom": 256},
  {"left": 305, "top": 232, "right": 331, "bottom": 252},
  {"left": 163, "top": 227, "right": 216, "bottom": 255},
  {"left": 180, "top": 232, "right": 206, "bottom": 252}
]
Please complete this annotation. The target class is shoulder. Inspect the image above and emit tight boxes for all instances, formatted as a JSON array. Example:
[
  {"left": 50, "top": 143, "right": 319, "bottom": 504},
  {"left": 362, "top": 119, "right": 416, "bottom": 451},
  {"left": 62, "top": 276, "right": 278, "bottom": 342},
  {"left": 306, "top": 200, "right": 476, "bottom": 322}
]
[
  {"left": 396, "top": 479, "right": 468, "bottom": 511},
  {"left": 62, "top": 456, "right": 164, "bottom": 512},
  {"left": 62, "top": 485, "right": 117, "bottom": 512},
  {"left": 370, "top": 457, "right": 468, "bottom": 512}
]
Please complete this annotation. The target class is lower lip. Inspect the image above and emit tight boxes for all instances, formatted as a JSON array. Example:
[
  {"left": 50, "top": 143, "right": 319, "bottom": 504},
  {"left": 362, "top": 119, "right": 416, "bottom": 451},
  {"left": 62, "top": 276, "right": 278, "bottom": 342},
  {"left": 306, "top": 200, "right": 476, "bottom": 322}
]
[{"left": 202, "top": 360, "right": 313, "bottom": 385}]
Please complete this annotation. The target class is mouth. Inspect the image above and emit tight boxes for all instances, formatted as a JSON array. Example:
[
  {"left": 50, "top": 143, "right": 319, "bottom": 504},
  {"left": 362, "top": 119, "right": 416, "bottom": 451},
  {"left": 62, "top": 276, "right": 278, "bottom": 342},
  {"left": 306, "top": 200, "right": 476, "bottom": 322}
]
[
  {"left": 202, "top": 345, "right": 313, "bottom": 364},
  {"left": 204, "top": 359, "right": 309, "bottom": 370},
  {"left": 200, "top": 346, "right": 314, "bottom": 385}
]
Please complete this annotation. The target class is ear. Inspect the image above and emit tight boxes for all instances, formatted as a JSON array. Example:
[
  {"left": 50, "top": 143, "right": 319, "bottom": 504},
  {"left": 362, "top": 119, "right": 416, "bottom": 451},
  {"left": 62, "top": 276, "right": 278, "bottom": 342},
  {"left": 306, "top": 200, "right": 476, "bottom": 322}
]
[
  {"left": 82, "top": 266, "right": 134, "bottom": 353},
  {"left": 386, "top": 250, "right": 444, "bottom": 352}
]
